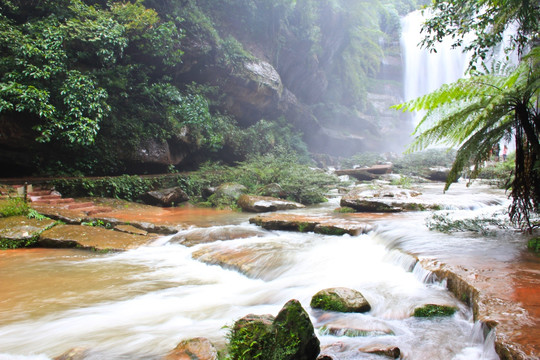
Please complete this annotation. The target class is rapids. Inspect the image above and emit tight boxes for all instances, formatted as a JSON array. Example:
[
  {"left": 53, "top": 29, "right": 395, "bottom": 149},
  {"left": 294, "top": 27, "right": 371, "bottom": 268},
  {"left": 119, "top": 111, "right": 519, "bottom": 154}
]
[{"left": 0, "top": 182, "right": 519, "bottom": 360}]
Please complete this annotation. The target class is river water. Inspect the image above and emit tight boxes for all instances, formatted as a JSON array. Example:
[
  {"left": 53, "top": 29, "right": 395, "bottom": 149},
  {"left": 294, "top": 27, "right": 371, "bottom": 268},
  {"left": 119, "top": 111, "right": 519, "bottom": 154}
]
[{"left": 0, "top": 182, "right": 527, "bottom": 359}]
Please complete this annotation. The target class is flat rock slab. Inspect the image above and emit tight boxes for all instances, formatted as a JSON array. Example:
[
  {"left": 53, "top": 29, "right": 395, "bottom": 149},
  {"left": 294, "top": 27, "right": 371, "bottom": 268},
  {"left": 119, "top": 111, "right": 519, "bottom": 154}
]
[
  {"left": 0, "top": 216, "right": 56, "bottom": 240},
  {"left": 170, "top": 226, "right": 268, "bottom": 246},
  {"left": 249, "top": 214, "right": 372, "bottom": 235},
  {"left": 192, "top": 241, "right": 293, "bottom": 280},
  {"left": 237, "top": 194, "right": 305, "bottom": 213},
  {"left": 340, "top": 187, "right": 439, "bottom": 212},
  {"left": 39, "top": 224, "right": 154, "bottom": 251}
]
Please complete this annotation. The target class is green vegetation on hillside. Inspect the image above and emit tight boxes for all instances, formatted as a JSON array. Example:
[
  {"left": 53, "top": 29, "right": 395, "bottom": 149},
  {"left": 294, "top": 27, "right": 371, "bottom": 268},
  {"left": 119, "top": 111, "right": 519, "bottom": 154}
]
[{"left": 0, "top": 0, "right": 418, "bottom": 176}]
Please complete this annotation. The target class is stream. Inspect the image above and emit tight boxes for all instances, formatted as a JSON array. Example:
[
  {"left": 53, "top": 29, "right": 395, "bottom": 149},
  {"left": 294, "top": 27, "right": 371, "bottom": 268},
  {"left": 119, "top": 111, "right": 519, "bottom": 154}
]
[{"left": 0, "top": 182, "right": 531, "bottom": 360}]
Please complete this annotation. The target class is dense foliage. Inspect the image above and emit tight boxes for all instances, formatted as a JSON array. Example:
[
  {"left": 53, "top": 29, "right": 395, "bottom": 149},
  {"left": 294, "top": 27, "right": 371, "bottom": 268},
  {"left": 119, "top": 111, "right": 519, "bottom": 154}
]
[
  {"left": 420, "top": 0, "right": 540, "bottom": 71},
  {"left": 0, "top": 0, "right": 417, "bottom": 176}
]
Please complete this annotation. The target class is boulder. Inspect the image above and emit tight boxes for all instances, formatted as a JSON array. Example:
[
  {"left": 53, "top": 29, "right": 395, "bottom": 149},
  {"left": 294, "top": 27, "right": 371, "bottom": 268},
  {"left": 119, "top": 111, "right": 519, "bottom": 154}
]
[
  {"left": 335, "top": 164, "right": 393, "bottom": 181},
  {"left": 140, "top": 187, "right": 189, "bottom": 207},
  {"left": 310, "top": 287, "right": 371, "bottom": 313},
  {"left": 237, "top": 194, "right": 305, "bottom": 213},
  {"left": 228, "top": 300, "right": 320, "bottom": 360},
  {"left": 273, "top": 299, "right": 320, "bottom": 360},
  {"left": 228, "top": 314, "right": 276, "bottom": 360},
  {"left": 164, "top": 337, "right": 218, "bottom": 360},
  {"left": 426, "top": 167, "right": 451, "bottom": 182},
  {"left": 211, "top": 183, "right": 247, "bottom": 205}
]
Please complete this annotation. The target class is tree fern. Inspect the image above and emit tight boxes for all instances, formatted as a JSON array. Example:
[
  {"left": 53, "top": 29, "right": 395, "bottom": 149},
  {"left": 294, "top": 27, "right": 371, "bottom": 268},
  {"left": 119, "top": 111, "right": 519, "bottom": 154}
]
[{"left": 394, "top": 47, "right": 540, "bottom": 230}]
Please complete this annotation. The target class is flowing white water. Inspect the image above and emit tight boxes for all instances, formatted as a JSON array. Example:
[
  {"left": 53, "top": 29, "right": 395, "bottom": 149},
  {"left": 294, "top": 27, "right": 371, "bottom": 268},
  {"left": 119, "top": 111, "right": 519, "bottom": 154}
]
[
  {"left": 0, "top": 184, "right": 507, "bottom": 360},
  {"left": 400, "top": 10, "right": 471, "bottom": 126}
]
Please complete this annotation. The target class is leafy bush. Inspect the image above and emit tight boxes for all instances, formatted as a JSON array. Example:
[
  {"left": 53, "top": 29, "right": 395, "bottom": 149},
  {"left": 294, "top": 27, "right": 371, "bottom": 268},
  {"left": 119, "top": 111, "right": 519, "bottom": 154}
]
[
  {"left": 393, "top": 148, "right": 457, "bottom": 176},
  {"left": 426, "top": 211, "right": 509, "bottom": 236},
  {"left": 339, "top": 152, "right": 387, "bottom": 169},
  {"left": 53, "top": 175, "right": 161, "bottom": 201},
  {"left": 184, "top": 150, "right": 339, "bottom": 205},
  {"left": 0, "top": 197, "right": 29, "bottom": 217}
]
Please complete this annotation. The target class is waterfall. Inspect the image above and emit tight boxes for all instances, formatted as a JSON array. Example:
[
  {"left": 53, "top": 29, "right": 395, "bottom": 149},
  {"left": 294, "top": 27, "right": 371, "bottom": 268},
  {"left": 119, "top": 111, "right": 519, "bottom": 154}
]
[{"left": 400, "top": 10, "right": 471, "bottom": 126}]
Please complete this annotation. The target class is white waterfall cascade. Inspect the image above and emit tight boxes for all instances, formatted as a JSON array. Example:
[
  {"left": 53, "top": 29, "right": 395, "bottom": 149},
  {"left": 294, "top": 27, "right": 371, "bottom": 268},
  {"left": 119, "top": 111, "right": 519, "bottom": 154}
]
[{"left": 400, "top": 10, "right": 471, "bottom": 126}]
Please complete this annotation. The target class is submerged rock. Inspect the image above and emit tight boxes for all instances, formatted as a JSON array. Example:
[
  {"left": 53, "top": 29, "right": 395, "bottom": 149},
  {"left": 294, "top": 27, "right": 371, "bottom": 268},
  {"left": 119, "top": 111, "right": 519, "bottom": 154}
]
[
  {"left": 358, "top": 344, "right": 401, "bottom": 358},
  {"left": 237, "top": 194, "right": 305, "bottom": 213},
  {"left": 140, "top": 187, "right": 189, "bottom": 207},
  {"left": 171, "top": 226, "right": 268, "bottom": 246},
  {"left": 311, "top": 287, "right": 371, "bottom": 313},
  {"left": 164, "top": 337, "right": 218, "bottom": 360},
  {"left": 53, "top": 347, "right": 89, "bottom": 360}
]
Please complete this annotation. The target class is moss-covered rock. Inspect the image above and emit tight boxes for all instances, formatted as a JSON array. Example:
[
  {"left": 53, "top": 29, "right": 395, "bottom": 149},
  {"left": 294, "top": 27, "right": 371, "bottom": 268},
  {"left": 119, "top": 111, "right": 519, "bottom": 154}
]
[
  {"left": 227, "top": 300, "right": 320, "bottom": 360},
  {"left": 413, "top": 304, "right": 457, "bottom": 318},
  {"left": 310, "top": 287, "right": 371, "bottom": 313},
  {"left": 273, "top": 299, "right": 320, "bottom": 360}
]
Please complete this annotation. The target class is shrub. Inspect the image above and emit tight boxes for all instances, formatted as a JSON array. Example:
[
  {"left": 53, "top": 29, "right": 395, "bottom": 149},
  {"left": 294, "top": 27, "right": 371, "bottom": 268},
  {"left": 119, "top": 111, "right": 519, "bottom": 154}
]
[{"left": 0, "top": 197, "right": 29, "bottom": 217}]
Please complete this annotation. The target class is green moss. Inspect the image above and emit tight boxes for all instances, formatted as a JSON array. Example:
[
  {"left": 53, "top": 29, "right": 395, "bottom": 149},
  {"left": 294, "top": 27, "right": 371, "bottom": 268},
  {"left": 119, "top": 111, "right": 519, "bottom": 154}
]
[
  {"left": 413, "top": 304, "right": 457, "bottom": 318},
  {"left": 310, "top": 293, "right": 349, "bottom": 312},
  {"left": 0, "top": 198, "right": 29, "bottom": 218},
  {"left": 315, "top": 226, "right": 347, "bottom": 236},
  {"left": 334, "top": 207, "right": 356, "bottom": 213},
  {"left": 528, "top": 237, "right": 540, "bottom": 254}
]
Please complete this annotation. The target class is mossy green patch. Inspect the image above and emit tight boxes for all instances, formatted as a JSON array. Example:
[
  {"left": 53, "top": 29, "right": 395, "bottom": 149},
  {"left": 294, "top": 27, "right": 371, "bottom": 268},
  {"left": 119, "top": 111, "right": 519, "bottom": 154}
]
[
  {"left": 310, "top": 293, "right": 349, "bottom": 313},
  {"left": 528, "top": 237, "right": 540, "bottom": 254},
  {"left": 413, "top": 304, "right": 457, "bottom": 317}
]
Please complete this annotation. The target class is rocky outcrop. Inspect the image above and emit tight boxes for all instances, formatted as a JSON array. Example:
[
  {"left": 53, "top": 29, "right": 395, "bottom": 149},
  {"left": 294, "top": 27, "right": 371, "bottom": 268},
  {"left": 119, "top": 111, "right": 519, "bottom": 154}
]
[
  {"left": 335, "top": 164, "right": 393, "bottom": 181},
  {"left": 164, "top": 337, "right": 218, "bottom": 360},
  {"left": 213, "top": 183, "right": 247, "bottom": 202},
  {"left": 38, "top": 224, "right": 154, "bottom": 251},
  {"left": 237, "top": 194, "right": 305, "bottom": 213},
  {"left": 228, "top": 300, "right": 320, "bottom": 360},
  {"left": 0, "top": 216, "right": 56, "bottom": 247},
  {"left": 310, "top": 287, "right": 371, "bottom": 313},
  {"left": 249, "top": 213, "right": 372, "bottom": 235},
  {"left": 340, "top": 187, "right": 438, "bottom": 212},
  {"left": 170, "top": 226, "right": 267, "bottom": 246},
  {"left": 140, "top": 187, "right": 189, "bottom": 207}
]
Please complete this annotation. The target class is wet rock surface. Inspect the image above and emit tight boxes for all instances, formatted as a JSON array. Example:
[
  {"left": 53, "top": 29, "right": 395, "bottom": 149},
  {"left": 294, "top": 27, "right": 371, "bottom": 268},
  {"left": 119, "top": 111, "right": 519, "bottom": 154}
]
[
  {"left": 170, "top": 226, "right": 268, "bottom": 246},
  {"left": 39, "top": 224, "right": 155, "bottom": 251},
  {"left": 250, "top": 213, "right": 372, "bottom": 235},
  {"left": 0, "top": 216, "right": 56, "bottom": 241},
  {"left": 311, "top": 287, "right": 371, "bottom": 313},
  {"left": 340, "top": 187, "right": 439, "bottom": 212},
  {"left": 164, "top": 337, "right": 218, "bottom": 360},
  {"left": 237, "top": 194, "right": 305, "bottom": 213}
]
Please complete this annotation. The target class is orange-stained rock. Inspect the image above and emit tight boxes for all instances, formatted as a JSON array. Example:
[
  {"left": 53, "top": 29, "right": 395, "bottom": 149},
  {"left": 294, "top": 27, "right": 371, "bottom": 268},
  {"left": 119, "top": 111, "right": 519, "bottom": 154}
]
[{"left": 164, "top": 337, "right": 218, "bottom": 360}]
